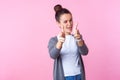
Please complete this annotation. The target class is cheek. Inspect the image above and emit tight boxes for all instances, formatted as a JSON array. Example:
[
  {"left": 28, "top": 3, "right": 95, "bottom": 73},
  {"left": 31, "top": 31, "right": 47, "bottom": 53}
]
[{"left": 64, "top": 25, "right": 68, "bottom": 29}]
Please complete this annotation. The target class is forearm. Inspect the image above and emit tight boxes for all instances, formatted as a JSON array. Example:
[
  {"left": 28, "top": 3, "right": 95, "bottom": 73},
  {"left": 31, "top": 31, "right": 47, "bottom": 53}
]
[
  {"left": 77, "top": 40, "right": 89, "bottom": 55},
  {"left": 49, "top": 39, "right": 64, "bottom": 59},
  {"left": 48, "top": 37, "right": 61, "bottom": 59},
  {"left": 49, "top": 46, "right": 60, "bottom": 59}
]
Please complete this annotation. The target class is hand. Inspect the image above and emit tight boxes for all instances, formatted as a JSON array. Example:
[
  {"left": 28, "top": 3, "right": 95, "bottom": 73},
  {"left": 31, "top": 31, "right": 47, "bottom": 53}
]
[
  {"left": 58, "top": 25, "right": 65, "bottom": 42},
  {"left": 73, "top": 23, "right": 84, "bottom": 46},
  {"left": 73, "top": 23, "right": 81, "bottom": 40},
  {"left": 56, "top": 26, "right": 65, "bottom": 49}
]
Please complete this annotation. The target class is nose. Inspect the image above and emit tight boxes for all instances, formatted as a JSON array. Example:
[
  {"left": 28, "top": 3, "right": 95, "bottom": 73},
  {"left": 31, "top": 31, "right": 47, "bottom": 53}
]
[{"left": 67, "top": 21, "right": 71, "bottom": 27}]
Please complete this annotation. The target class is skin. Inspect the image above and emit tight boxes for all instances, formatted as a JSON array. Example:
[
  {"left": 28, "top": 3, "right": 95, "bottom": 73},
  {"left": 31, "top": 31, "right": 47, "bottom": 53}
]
[
  {"left": 58, "top": 13, "right": 73, "bottom": 35},
  {"left": 56, "top": 13, "right": 84, "bottom": 49}
]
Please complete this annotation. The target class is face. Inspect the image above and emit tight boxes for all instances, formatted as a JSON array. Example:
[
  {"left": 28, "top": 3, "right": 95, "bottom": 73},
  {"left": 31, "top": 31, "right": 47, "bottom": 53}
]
[{"left": 58, "top": 13, "right": 73, "bottom": 35}]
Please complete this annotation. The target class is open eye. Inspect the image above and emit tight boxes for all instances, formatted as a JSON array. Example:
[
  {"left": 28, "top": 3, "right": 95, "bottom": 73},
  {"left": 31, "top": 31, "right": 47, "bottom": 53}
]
[
  {"left": 70, "top": 19, "right": 72, "bottom": 22},
  {"left": 64, "top": 20, "right": 67, "bottom": 23}
]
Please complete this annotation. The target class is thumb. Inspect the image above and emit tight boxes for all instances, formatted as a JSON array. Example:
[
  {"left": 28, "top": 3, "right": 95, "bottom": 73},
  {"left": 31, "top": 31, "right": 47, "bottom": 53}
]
[
  {"left": 74, "top": 23, "right": 78, "bottom": 30},
  {"left": 73, "top": 23, "right": 78, "bottom": 34},
  {"left": 59, "top": 25, "right": 65, "bottom": 38}
]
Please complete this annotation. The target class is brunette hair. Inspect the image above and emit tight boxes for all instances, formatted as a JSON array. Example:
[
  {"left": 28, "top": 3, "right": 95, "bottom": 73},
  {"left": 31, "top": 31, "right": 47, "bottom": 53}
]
[{"left": 54, "top": 4, "right": 71, "bottom": 22}]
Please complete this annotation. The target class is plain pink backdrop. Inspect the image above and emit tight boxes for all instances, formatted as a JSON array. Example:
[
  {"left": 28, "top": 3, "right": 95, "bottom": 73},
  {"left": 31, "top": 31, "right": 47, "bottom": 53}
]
[{"left": 0, "top": 0, "right": 120, "bottom": 80}]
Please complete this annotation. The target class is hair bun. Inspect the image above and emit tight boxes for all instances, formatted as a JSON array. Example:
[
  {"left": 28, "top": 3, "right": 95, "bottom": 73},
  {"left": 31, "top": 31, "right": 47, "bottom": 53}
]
[{"left": 54, "top": 4, "right": 62, "bottom": 12}]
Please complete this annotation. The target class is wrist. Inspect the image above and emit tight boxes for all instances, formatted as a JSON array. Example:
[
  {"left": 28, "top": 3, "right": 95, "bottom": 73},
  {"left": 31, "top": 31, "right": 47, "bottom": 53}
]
[
  {"left": 77, "top": 39, "right": 84, "bottom": 46},
  {"left": 56, "top": 41, "right": 63, "bottom": 49},
  {"left": 58, "top": 37, "right": 65, "bottom": 42},
  {"left": 76, "top": 38, "right": 83, "bottom": 42}
]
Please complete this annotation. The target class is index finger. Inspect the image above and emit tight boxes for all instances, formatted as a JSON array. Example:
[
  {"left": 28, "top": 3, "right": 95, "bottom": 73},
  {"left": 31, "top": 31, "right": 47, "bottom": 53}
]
[{"left": 74, "top": 23, "right": 78, "bottom": 30}]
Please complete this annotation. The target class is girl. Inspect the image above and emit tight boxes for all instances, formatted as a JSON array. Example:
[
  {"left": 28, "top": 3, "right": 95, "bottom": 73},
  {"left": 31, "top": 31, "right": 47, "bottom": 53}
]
[{"left": 48, "top": 4, "right": 88, "bottom": 80}]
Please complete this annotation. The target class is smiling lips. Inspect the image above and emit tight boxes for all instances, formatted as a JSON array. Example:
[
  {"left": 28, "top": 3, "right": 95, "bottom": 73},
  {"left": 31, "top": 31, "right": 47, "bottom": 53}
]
[{"left": 67, "top": 27, "right": 72, "bottom": 30}]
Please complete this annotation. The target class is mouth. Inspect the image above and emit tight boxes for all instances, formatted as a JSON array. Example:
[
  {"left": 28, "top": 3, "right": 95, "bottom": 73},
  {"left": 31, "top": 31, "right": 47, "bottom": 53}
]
[
  {"left": 67, "top": 27, "right": 72, "bottom": 31},
  {"left": 67, "top": 27, "right": 72, "bottom": 29}
]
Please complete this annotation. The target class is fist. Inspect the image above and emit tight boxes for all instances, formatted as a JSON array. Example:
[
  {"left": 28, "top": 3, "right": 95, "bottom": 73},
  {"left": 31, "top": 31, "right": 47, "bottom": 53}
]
[
  {"left": 73, "top": 23, "right": 81, "bottom": 39},
  {"left": 58, "top": 25, "right": 65, "bottom": 42},
  {"left": 59, "top": 31, "right": 65, "bottom": 38}
]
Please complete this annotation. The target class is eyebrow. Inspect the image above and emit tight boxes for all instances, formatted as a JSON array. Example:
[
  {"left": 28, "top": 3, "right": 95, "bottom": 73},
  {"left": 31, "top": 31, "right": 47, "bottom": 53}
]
[{"left": 64, "top": 18, "right": 72, "bottom": 22}]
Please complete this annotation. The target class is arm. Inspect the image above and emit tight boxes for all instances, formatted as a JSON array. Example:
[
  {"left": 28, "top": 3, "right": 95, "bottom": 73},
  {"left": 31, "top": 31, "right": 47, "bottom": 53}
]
[
  {"left": 48, "top": 37, "right": 62, "bottom": 59},
  {"left": 77, "top": 40, "right": 89, "bottom": 55},
  {"left": 73, "top": 23, "right": 88, "bottom": 55}
]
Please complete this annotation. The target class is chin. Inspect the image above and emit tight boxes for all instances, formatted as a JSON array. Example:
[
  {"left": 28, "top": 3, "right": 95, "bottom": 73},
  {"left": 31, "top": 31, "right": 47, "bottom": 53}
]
[
  {"left": 69, "top": 30, "right": 72, "bottom": 33},
  {"left": 66, "top": 29, "right": 72, "bottom": 34},
  {"left": 67, "top": 31, "right": 72, "bottom": 34}
]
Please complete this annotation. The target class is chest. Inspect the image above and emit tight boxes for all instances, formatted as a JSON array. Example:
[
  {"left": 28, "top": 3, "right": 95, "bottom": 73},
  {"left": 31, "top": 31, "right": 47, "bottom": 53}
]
[{"left": 60, "top": 36, "right": 78, "bottom": 56}]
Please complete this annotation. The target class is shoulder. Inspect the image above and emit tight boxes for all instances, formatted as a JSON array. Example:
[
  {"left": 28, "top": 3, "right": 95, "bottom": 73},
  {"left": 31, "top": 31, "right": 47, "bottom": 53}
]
[
  {"left": 48, "top": 36, "right": 58, "bottom": 48},
  {"left": 49, "top": 36, "right": 57, "bottom": 41},
  {"left": 48, "top": 36, "right": 58, "bottom": 43}
]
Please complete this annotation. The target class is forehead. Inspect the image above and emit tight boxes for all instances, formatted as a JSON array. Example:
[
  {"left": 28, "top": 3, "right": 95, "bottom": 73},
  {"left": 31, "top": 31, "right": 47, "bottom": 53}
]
[{"left": 60, "top": 13, "right": 72, "bottom": 21}]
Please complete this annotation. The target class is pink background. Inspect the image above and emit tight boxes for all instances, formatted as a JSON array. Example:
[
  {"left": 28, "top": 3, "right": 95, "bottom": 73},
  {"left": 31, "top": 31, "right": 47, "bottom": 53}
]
[{"left": 0, "top": 0, "right": 120, "bottom": 80}]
